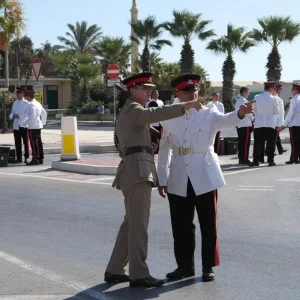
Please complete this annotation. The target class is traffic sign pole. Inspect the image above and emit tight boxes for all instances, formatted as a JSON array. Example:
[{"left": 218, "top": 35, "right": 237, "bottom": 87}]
[{"left": 107, "top": 64, "right": 120, "bottom": 123}]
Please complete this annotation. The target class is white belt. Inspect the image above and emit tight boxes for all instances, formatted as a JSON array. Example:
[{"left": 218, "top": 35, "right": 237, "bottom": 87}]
[{"left": 172, "top": 145, "right": 214, "bottom": 156}]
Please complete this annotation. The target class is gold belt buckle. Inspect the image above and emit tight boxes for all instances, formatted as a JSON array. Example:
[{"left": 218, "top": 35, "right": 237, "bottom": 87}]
[{"left": 183, "top": 147, "right": 190, "bottom": 155}]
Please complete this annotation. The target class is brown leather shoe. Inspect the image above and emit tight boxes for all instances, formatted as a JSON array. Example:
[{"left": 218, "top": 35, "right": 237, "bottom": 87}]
[
  {"left": 104, "top": 272, "right": 129, "bottom": 283},
  {"left": 130, "top": 276, "right": 165, "bottom": 288}
]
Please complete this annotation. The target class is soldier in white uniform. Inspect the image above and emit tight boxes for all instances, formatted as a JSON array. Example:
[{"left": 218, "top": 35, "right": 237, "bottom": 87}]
[
  {"left": 260, "top": 83, "right": 287, "bottom": 158},
  {"left": 9, "top": 87, "right": 30, "bottom": 163},
  {"left": 206, "top": 93, "right": 224, "bottom": 154},
  {"left": 157, "top": 74, "right": 254, "bottom": 282},
  {"left": 281, "top": 83, "right": 300, "bottom": 164},
  {"left": 24, "top": 90, "right": 47, "bottom": 165},
  {"left": 234, "top": 87, "right": 254, "bottom": 164},
  {"left": 250, "top": 82, "right": 279, "bottom": 167}
]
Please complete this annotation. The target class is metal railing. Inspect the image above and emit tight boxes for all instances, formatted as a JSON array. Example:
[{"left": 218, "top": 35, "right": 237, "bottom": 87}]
[{"left": 46, "top": 109, "right": 71, "bottom": 120}]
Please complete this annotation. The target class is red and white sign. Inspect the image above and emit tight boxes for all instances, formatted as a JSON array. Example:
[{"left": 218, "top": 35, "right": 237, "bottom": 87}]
[
  {"left": 107, "top": 64, "right": 120, "bottom": 79},
  {"left": 32, "top": 60, "right": 43, "bottom": 81}
]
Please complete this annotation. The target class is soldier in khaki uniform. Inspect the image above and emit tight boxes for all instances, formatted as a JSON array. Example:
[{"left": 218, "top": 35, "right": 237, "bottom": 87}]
[{"left": 104, "top": 71, "right": 202, "bottom": 288}]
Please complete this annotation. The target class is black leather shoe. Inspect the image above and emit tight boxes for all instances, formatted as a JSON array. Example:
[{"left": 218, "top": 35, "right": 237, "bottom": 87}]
[
  {"left": 295, "top": 161, "right": 300, "bottom": 164},
  {"left": 26, "top": 160, "right": 39, "bottom": 166},
  {"left": 259, "top": 159, "right": 265, "bottom": 163},
  {"left": 202, "top": 267, "right": 215, "bottom": 282},
  {"left": 130, "top": 276, "right": 165, "bottom": 288},
  {"left": 39, "top": 160, "right": 44, "bottom": 165},
  {"left": 268, "top": 162, "right": 276, "bottom": 166},
  {"left": 285, "top": 161, "right": 295, "bottom": 164},
  {"left": 16, "top": 159, "right": 23, "bottom": 163},
  {"left": 104, "top": 272, "right": 129, "bottom": 283},
  {"left": 166, "top": 267, "right": 195, "bottom": 281},
  {"left": 249, "top": 162, "right": 259, "bottom": 167},
  {"left": 282, "top": 149, "right": 288, "bottom": 153}
]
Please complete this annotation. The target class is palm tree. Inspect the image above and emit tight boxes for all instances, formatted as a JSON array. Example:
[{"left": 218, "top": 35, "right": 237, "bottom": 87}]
[
  {"left": 57, "top": 21, "right": 102, "bottom": 53},
  {"left": 207, "top": 24, "right": 255, "bottom": 110},
  {"left": 251, "top": 16, "right": 300, "bottom": 81},
  {"left": 131, "top": 15, "right": 172, "bottom": 71},
  {"left": 163, "top": 10, "right": 215, "bottom": 74},
  {"left": 94, "top": 36, "right": 131, "bottom": 77}
]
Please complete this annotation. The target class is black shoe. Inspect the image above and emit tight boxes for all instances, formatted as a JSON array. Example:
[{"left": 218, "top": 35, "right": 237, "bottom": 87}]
[
  {"left": 24, "top": 159, "right": 29, "bottom": 164},
  {"left": 104, "top": 272, "right": 129, "bottom": 284},
  {"left": 130, "top": 276, "right": 165, "bottom": 288},
  {"left": 39, "top": 160, "right": 44, "bottom": 165},
  {"left": 268, "top": 162, "right": 276, "bottom": 166},
  {"left": 16, "top": 159, "right": 22, "bottom": 163},
  {"left": 26, "top": 160, "right": 39, "bottom": 166},
  {"left": 295, "top": 161, "right": 300, "bottom": 164},
  {"left": 285, "top": 161, "right": 295, "bottom": 164},
  {"left": 202, "top": 267, "right": 215, "bottom": 282},
  {"left": 166, "top": 267, "right": 195, "bottom": 281},
  {"left": 259, "top": 159, "right": 265, "bottom": 163},
  {"left": 249, "top": 162, "right": 259, "bottom": 167},
  {"left": 282, "top": 149, "right": 288, "bottom": 153}
]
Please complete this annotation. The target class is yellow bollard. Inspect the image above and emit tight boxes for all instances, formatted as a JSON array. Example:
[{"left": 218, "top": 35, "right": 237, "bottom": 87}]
[{"left": 61, "top": 116, "right": 81, "bottom": 161}]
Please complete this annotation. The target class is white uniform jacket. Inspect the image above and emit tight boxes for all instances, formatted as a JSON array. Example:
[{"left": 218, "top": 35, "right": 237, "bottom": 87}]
[
  {"left": 274, "top": 94, "right": 284, "bottom": 127},
  {"left": 282, "top": 94, "right": 300, "bottom": 127},
  {"left": 157, "top": 107, "right": 242, "bottom": 197},
  {"left": 253, "top": 92, "right": 279, "bottom": 129},
  {"left": 25, "top": 99, "right": 47, "bottom": 129},
  {"left": 9, "top": 99, "right": 29, "bottom": 130},
  {"left": 234, "top": 96, "right": 254, "bottom": 128},
  {"left": 206, "top": 101, "right": 225, "bottom": 114}
]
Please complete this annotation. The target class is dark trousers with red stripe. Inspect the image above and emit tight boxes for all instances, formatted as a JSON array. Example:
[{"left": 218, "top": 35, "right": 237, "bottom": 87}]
[
  {"left": 28, "top": 129, "right": 44, "bottom": 162},
  {"left": 13, "top": 127, "right": 29, "bottom": 160},
  {"left": 214, "top": 131, "right": 221, "bottom": 154},
  {"left": 260, "top": 128, "right": 284, "bottom": 156},
  {"left": 289, "top": 126, "right": 300, "bottom": 162},
  {"left": 253, "top": 127, "right": 276, "bottom": 163},
  {"left": 167, "top": 179, "right": 219, "bottom": 269},
  {"left": 237, "top": 127, "right": 251, "bottom": 162}
]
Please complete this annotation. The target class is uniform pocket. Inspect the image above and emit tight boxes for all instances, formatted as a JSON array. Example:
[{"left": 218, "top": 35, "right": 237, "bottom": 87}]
[
  {"left": 205, "top": 152, "right": 219, "bottom": 165},
  {"left": 136, "top": 153, "right": 155, "bottom": 178}
]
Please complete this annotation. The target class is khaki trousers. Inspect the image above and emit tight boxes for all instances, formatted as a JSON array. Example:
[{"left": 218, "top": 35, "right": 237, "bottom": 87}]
[{"left": 106, "top": 181, "right": 152, "bottom": 280}]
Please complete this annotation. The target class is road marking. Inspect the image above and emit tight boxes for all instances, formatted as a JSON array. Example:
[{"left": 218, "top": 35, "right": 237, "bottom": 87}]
[
  {"left": 223, "top": 168, "right": 261, "bottom": 176},
  {"left": 278, "top": 177, "right": 300, "bottom": 182},
  {"left": 84, "top": 176, "right": 114, "bottom": 182},
  {"left": 238, "top": 185, "right": 274, "bottom": 188},
  {"left": 0, "top": 250, "right": 104, "bottom": 300},
  {"left": 0, "top": 296, "right": 80, "bottom": 300},
  {"left": 0, "top": 172, "right": 112, "bottom": 185},
  {"left": 235, "top": 188, "right": 274, "bottom": 191}
]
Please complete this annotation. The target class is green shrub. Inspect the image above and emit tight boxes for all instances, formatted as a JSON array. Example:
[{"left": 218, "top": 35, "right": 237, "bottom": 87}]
[{"left": 78, "top": 101, "right": 102, "bottom": 114}]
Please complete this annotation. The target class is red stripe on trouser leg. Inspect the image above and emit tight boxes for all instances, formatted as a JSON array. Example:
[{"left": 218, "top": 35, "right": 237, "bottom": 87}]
[
  {"left": 214, "top": 190, "right": 220, "bottom": 266},
  {"left": 29, "top": 130, "right": 37, "bottom": 160},
  {"left": 26, "top": 130, "right": 30, "bottom": 157},
  {"left": 289, "top": 127, "right": 295, "bottom": 161},
  {"left": 244, "top": 127, "right": 250, "bottom": 161}
]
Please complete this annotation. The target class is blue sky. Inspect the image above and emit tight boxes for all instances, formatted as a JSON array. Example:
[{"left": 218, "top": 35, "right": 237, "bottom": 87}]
[{"left": 23, "top": 0, "right": 300, "bottom": 81}]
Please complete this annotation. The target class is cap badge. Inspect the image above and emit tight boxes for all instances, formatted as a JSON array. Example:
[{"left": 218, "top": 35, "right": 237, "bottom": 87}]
[{"left": 187, "top": 79, "right": 193, "bottom": 84}]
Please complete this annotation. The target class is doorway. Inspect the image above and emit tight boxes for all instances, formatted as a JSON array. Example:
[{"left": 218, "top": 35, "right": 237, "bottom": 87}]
[{"left": 46, "top": 86, "right": 58, "bottom": 109}]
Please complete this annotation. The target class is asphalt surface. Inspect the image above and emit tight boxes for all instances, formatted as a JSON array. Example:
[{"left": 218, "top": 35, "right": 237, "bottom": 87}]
[{"left": 0, "top": 151, "right": 300, "bottom": 300}]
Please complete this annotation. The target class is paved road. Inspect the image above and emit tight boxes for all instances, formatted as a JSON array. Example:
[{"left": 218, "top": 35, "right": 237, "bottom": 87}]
[{"left": 0, "top": 152, "right": 299, "bottom": 300}]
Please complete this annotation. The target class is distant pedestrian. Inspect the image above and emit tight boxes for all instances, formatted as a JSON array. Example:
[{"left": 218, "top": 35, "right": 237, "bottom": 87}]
[
  {"left": 9, "top": 87, "right": 30, "bottom": 164},
  {"left": 235, "top": 87, "right": 254, "bottom": 164},
  {"left": 24, "top": 90, "right": 47, "bottom": 165},
  {"left": 206, "top": 93, "right": 224, "bottom": 154},
  {"left": 97, "top": 103, "right": 104, "bottom": 122}
]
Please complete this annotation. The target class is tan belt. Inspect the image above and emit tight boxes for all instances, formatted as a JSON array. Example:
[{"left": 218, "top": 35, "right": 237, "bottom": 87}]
[{"left": 172, "top": 146, "right": 214, "bottom": 156}]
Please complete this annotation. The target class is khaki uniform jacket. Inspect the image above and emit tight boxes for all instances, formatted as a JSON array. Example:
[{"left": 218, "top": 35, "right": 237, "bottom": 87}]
[{"left": 113, "top": 99, "right": 184, "bottom": 189}]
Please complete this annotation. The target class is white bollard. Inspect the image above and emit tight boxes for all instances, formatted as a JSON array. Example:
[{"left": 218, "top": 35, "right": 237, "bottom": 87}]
[{"left": 60, "top": 116, "right": 81, "bottom": 161}]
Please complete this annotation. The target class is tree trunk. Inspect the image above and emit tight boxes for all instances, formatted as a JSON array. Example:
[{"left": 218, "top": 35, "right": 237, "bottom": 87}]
[
  {"left": 266, "top": 47, "right": 282, "bottom": 82},
  {"left": 180, "top": 42, "right": 195, "bottom": 74},
  {"left": 141, "top": 46, "right": 150, "bottom": 71},
  {"left": 222, "top": 55, "right": 236, "bottom": 112}
]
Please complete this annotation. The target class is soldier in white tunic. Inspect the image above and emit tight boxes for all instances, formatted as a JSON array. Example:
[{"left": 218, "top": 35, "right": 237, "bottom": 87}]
[
  {"left": 250, "top": 82, "right": 279, "bottom": 167},
  {"left": 157, "top": 74, "right": 254, "bottom": 282},
  {"left": 281, "top": 83, "right": 300, "bottom": 164},
  {"left": 206, "top": 93, "right": 224, "bottom": 154},
  {"left": 234, "top": 87, "right": 254, "bottom": 164}
]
